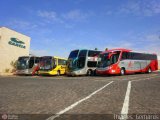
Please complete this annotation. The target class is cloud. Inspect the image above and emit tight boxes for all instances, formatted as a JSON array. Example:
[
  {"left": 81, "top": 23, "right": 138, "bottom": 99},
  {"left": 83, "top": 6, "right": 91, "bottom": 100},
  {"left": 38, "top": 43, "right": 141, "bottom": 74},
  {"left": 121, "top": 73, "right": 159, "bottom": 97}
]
[
  {"left": 37, "top": 10, "right": 63, "bottom": 23},
  {"left": 36, "top": 9, "right": 93, "bottom": 27},
  {"left": 145, "top": 34, "right": 160, "bottom": 41},
  {"left": 7, "top": 20, "right": 37, "bottom": 31},
  {"left": 30, "top": 49, "right": 49, "bottom": 56},
  {"left": 118, "top": 0, "right": 160, "bottom": 16},
  {"left": 62, "top": 9, "right": 93, "bottom": 22}
]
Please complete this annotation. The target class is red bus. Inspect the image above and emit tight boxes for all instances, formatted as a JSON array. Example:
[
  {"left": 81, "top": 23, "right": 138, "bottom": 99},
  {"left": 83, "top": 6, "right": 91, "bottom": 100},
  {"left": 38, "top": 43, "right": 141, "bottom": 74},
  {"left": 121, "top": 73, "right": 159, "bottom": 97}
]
[{"left": 96, "top": 48, "right": 158, "bottom": 75}]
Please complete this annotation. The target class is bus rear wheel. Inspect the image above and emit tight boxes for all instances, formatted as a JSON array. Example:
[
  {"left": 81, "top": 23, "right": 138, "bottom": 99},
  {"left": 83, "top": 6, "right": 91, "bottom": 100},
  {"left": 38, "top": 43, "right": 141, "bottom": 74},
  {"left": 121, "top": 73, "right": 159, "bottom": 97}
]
[
  {"left": 87, "top": 70, "right": 92, "bottom": 76},
  {"left": 57, "top": 71, "right": 60, "bottom": 76},
  {"left": 120, "top": 68, "right": 125, "bottom": 76},
  {"left": 147, "top": 68, "right": 152, "bottom": 73}
]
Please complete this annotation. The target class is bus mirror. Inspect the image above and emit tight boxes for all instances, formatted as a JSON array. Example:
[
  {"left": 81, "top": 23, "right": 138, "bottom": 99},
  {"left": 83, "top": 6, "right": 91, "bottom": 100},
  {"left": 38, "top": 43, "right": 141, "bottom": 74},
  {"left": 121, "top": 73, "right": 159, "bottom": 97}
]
[
  {"left": 108, "top": 52, "right": 116, "bottom": 59},
  {"left": 108, "top": 54, "right": 111, "bottom": 59}
]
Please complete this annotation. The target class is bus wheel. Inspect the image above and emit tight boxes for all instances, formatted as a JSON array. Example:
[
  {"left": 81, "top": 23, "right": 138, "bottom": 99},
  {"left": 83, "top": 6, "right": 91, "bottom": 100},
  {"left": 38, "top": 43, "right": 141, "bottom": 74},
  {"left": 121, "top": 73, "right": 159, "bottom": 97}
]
[
  {"left": 147, "top": 68, "right": 152, "bottom": 73},
  {"left": 87, "top": 70, "right": 92, "bottom": 76},
  {"left": 57, "top": 71, "right": 60, "bottom": 76},
  {"left": 120, "top": 68, "right": 125, "bottom": 76}
]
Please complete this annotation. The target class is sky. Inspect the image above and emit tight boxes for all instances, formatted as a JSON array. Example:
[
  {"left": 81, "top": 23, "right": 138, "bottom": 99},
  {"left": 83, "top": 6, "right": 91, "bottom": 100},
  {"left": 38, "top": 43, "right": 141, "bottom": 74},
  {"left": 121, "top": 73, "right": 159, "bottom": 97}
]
[{"left": 0, "top": 0, "right": 160, "bottom": 57}]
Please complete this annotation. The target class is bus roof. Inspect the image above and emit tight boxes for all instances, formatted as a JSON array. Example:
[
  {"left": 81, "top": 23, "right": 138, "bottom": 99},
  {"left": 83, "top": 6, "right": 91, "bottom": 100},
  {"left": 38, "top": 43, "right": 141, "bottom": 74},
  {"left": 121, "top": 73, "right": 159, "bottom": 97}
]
[
  {"left": 41, "top": 56, "right": 67, "bottom": 60},
  {"left": 101, "top": 48, "right": 132, "bottom": 54},
  {"left": 19, "top": 56, "right": 39, "bottom": 58},
  {"left": 71, "top": 49, "right": 102, "bottom": 51},
  {"left": 101, "top": 48, "right": 157, "bottom": 55}
]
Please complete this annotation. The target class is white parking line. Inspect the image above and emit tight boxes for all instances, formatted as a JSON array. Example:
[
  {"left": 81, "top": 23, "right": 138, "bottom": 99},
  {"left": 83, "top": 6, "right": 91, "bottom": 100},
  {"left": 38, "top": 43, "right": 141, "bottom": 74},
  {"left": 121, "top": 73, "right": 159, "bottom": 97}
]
[
  {"left": 120, "top": 81, "right": 131, "bottom": 120},
  {"left": 120, "top": 75, "right": 159, "bottom": 120},
  {"left": 46, "top": 81, "right": 114, "bottom": 120}
]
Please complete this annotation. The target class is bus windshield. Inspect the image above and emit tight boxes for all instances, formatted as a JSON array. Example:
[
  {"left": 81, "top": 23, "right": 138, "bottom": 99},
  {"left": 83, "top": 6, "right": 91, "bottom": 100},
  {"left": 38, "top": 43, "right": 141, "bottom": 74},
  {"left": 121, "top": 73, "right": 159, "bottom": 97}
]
[
  {"left": 68, "top": 50, "right": 79, "bottom": 58},
  {"left": 67, "top": 50, "right": 87, "bottom": 70},
  {"left": 97, "top": 51, "right": 120, "bottom": 68},
  {"left": 40, "top": 57, "right": 56, "bottom": 70},
  {"left": 17, "top": 57, "right": 29, "bottom": 70}
]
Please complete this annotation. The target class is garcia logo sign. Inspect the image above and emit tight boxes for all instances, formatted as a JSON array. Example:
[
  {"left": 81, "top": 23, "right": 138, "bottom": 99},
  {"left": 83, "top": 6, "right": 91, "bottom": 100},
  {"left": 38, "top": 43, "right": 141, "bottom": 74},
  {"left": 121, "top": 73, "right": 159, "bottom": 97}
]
[{"left": 8, "top": 38, "right": 26, "bottom": 49}]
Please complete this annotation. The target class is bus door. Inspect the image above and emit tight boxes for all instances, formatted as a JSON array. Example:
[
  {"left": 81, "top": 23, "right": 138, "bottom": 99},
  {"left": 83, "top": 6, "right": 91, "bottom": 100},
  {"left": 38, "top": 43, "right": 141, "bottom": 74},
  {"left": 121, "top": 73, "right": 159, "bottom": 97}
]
[
  {"left": 28, "top": 57, "right": 35, "bottom": 73},
  {"left": 58, "top": 59, "right": 66, "bottom": 74},
  {"left": 32, "top": 57, "right": 40, "bottom": 75}
]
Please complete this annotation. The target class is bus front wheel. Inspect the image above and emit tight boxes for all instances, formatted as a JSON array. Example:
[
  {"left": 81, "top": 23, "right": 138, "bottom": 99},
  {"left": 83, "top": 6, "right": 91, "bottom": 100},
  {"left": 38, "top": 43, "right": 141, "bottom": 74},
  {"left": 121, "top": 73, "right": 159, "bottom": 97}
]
[{"left": 120, "top": 68, "right": 125, "bottom": 76}]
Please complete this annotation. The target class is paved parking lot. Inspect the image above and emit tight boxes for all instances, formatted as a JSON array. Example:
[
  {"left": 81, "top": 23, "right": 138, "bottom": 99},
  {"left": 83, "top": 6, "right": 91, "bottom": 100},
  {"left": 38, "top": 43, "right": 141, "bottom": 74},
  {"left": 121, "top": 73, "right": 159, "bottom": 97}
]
[{"left": 0, "top": 72, "right": 160, "bottom": 120}]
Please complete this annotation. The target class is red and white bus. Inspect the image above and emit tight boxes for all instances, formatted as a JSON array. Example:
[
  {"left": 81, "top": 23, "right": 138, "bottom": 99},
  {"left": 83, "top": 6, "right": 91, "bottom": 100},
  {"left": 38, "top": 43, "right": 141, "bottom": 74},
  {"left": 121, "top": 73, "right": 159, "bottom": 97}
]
[{"left": 96, "top": 48, "right": 158, "bottom": 75}]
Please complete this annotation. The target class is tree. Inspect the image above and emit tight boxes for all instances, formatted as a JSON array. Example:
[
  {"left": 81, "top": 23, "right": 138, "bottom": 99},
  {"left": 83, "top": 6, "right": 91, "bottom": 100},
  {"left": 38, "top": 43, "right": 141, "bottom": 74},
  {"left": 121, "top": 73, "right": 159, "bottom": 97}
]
[
  {"left": 10, "top": 60, "right": 18, "bottom": 73},
  {"left": 105, "top": 48, "right": 108, "bottom": 51},
  {"left": 95, "top": 48, "right": 98, "bottom": 50}
]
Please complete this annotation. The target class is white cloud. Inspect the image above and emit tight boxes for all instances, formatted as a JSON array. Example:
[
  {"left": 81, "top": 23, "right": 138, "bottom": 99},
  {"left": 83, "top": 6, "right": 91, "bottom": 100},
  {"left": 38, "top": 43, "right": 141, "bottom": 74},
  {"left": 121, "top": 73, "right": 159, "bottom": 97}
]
[
  {"left": 7, "top": 20, "right": 37, "bottom": 31},
  {"left": 37, "top": 10, "right": 63, "bottom": 23},
  {"left": 62, "top": 9, "right": 93, "bottom": 21},
  {"left": 119, "top": 0, "right": 160, "bottom": 16},
  {"left": 30, "top": 49, "right": 49, "bottom": 56},
  {"left": 145, "top": 34, "right": 160, "bottom": 41},
  {"left": 38, "top": 10, "right": 57, "bottom": 19},
  {"left": 37, "top": 9, "right": 93, "bottom": 25}
]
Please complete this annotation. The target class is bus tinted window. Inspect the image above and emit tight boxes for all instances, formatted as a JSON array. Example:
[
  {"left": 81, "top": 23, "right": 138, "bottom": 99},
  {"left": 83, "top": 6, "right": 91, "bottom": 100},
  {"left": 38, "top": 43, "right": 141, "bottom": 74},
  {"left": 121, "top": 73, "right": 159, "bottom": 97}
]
[
  {"left": 35, "top": 57, "right": 39, "bottom": 63},
  {"left": 88, "top": 51, "right": 101, "bottom": 57},
  {"left": 121, "top": 52, "right": 157, "bottom": 60},
  {"left": 110, "top": 51, "right": 120, "bottom": 64},
  {"left": 58, "top": 59, "right": 66, "bottom": 65},
  {"left": 79, "top": 50, "right": 87, "bottom": 57},
  {"left": 87, "top": 61, "right": 97, "bottom": 67},
  {"left": 29, "top": 57, "right": 34, "bottom": 68},
  {"left": 77, "top": 57, "right": 85, "bottom": 68},
  {"left": 122, "top": 52, "right": 127, "bottom": 59},
  {"left": 69, "top": 50, "right": 79, "bottom": 58}
]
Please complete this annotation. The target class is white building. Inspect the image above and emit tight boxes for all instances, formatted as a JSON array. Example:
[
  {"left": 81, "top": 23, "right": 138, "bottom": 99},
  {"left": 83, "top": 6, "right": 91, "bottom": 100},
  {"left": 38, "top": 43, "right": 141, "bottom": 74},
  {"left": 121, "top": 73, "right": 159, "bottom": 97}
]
[{"left": 0, "top": 27, "right": 31, "bottom": 74}]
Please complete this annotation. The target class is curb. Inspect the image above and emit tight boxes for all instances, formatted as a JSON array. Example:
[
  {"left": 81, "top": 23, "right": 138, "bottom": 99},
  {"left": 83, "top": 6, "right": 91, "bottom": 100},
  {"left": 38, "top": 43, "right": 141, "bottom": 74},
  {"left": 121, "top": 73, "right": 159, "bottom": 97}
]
[{"left": 0, "top": 73, "right": 14, "bottom": 76}]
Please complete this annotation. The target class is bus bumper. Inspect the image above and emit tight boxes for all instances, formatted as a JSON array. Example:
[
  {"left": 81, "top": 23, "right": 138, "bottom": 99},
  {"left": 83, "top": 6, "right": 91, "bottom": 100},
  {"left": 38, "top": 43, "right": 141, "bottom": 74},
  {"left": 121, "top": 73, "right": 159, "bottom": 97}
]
[
  {"left": 96, "top": 69, "right": 117, "bottom": 75},
  {"left": 16, "top": 70, "right": 29, "bottom": 75},
  {"left": 66, "top": 70, "right": 84, "bottom": 76},
  {"left": 38, "top": 70, "right": 57, "bottom": 75},
  {"left": 66, "top": 71, "right": 77, "bottom": 76}
]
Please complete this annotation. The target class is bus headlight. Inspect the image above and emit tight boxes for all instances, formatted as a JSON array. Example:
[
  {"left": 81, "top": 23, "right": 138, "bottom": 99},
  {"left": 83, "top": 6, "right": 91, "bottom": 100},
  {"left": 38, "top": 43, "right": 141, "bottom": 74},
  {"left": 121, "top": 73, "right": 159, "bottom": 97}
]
[
  {"left": 111, "top": 70, "right": 115, "bottom": 73},
  {"left": 106, "top": 67, "right": 110, "bottom": 70}
]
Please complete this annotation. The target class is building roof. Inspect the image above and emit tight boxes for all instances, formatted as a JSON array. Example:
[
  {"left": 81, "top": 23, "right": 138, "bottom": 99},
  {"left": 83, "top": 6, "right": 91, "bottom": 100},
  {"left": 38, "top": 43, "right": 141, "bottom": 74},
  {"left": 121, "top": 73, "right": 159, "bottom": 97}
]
[{"left": 0, "top": 26, "right": 30, "bottom": 39}]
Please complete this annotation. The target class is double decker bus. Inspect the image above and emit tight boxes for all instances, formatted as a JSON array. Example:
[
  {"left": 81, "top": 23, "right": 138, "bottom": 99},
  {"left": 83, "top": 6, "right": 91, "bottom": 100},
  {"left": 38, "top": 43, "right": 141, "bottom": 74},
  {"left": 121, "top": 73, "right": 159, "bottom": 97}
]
[
  {"left": 38, "top": 56, "right": 67, "bottom": 75},
  {"left": 16, "top": 56, "right": 40, "bottom": 75},
  {"left": 66, "top": 49, "right": 102, "bottom": 76},
  {"left": 96, "top": 49, "right": 158, "bottom": 75}
]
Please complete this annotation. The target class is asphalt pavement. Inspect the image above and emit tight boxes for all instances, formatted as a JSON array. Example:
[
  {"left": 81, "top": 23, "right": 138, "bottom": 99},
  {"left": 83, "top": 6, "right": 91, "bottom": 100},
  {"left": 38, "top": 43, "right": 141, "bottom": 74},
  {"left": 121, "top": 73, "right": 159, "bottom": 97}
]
[{"left": 0, "top": 72, "right": 160, "bottom": 120}]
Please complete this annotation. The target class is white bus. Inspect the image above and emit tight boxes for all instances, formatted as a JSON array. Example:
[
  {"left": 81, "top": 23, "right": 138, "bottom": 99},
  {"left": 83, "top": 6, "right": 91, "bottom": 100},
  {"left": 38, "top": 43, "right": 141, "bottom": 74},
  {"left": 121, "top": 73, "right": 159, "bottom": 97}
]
[
  {"left": 16, "top": 56, "right": 40, "bottom": 75},
  {"left": 66, "top": 49, "right": 102, "bottom": 76}
]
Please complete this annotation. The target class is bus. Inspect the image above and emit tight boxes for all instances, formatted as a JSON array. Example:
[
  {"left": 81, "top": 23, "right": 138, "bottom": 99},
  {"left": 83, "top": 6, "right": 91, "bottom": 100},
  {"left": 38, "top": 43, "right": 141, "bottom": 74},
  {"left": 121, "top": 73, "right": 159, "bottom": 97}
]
[
  {"left": 96, "top": 48, "right": 158, "bottom": 75},
  {"left": 16, "top": 56, "right": 40, "bottom": 75},
  {"left": 38, "top": 56, "right": 67, "bottom": 75},
  {"left": 66, "top": 49, "right": 102, "bottom": 76}
]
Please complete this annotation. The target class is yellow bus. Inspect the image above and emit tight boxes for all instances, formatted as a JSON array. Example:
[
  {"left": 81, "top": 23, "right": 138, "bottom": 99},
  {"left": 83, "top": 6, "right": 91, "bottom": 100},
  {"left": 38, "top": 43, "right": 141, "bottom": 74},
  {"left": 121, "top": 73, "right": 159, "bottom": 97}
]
[{"left": 38, "top": 56, "right": 67, "bottom": 75}]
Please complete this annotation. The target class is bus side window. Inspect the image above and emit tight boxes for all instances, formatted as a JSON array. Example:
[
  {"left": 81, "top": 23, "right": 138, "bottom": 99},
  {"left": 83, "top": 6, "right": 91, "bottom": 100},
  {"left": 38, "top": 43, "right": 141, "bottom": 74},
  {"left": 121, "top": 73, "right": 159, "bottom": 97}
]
[
  {"left": 58, "top": 59, "right": 66, "bottom": 65},
  {"left": 35, "top": 57, "right": 39, "bottom": 64},
  {"left": 121, "top": 52, "right": 128, "bottom": 60},
  {"left": 88, "top": 51, "right": 101, "bottom": 57},
  {"left": 29, "top": 57, "right": 34, "bottom": 68},
  {"left": 87, "top": 61, "right": 97, "bottom": 67}
]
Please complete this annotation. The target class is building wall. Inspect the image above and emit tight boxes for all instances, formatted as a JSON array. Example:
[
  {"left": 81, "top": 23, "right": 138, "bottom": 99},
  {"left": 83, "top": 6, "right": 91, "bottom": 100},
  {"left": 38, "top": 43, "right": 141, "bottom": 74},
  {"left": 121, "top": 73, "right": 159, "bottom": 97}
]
[{"left": 0, "top": 27, "right": 30, "bottom": 73}]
